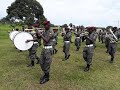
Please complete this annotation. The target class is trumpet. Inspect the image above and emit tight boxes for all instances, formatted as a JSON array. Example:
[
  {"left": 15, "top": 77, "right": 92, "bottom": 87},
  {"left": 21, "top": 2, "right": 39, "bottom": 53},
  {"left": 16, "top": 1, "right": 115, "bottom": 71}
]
[
  {"left": 25, "top": 29, "right": 34, "bottom": 31},
  {"left": 25, "top": 28, "right": 44, "bottom": 35},
  {"left": 80, "top": 32, "right": 89, "bottom": 36}
]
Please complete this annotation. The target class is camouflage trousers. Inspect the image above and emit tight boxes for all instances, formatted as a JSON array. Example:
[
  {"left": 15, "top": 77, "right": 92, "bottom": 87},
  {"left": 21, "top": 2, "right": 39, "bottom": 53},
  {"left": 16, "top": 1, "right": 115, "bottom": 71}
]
[
  {"left": 108, "top": 43, "right": 117, "bottom": 56},
  {"left": 39, "top": 48, "right": 53, "bottom": 74},
  {"left": 29, "top": 43, "right": 39, "bottom": 61},
  {"left": 105, "top": 39, "right": 109, "bottom": 52},
  {"left": 63, "top": 41, "right": 70, "bottom": 57},
  {"left": 75, "top": 37, "right": 81, "bottom": 50},
  {"left": 83, "top": 45, "right": 94, "bottom": 65}
]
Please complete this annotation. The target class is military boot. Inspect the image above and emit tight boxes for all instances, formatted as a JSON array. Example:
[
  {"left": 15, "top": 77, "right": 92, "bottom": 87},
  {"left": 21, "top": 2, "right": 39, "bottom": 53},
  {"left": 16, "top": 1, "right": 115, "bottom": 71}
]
[
  {"left": 36, "top": 57, "right": 40, "bottom": 64},
  {"left": 110, "top": 57, "right": 114, "bottom": 63},
  {"left": 27, "top": 61, "right": 34, "bottom": 67},
  {"left": 66, "top": 54, "right": 70, "bottom": 60},
  {"left": 84, "top": 64, "right": 90, "bottom": 72},
  {"left": 76, "top": 47, "right": 79, "bottom": 51},
  {"left": 40, "top": 73, "right": 49, "bottom": 84},
  {"left": 55, "top": 49, "right": 58, "bottom": 54},
  {"left": 63, "top": 54, "right": 67, "bottom": 61}
]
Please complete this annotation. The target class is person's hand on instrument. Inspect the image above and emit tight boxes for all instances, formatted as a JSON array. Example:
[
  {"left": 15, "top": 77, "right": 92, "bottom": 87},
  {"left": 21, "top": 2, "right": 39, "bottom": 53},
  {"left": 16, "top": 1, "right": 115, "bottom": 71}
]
[{"left": 26, "top": 40, "right": 31, "bottom": 43}]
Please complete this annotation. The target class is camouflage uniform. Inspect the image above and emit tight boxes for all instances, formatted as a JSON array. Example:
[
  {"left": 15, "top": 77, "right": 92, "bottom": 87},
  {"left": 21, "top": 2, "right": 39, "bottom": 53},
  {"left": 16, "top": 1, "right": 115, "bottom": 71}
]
[
  {"left": 28, "top": 33, "right": 39, "bottom": 67},
  {"left": 74, "top": 29, "right": 81, "bottom": 51},
  {"left": 83, "top": 32, "right": 96, "bottom": 71},
  {"left": 40, "top": 29, "right": 54, "bottom": 74},
  {"left": 63, "top": 30, "right": 71, "bottom": 60},
  {"left": 29, "top": 43, "right": 39, "bottom": 62},
  {"left": 108, "top": 31, "right": 118, "bottom": 63}
]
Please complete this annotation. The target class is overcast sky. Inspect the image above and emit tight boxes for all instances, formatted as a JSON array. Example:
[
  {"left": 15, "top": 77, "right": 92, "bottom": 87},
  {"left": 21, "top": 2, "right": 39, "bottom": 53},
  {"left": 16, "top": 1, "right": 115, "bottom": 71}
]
[{"left": 0, "top": 0, "right": 120, "bottom": 27}]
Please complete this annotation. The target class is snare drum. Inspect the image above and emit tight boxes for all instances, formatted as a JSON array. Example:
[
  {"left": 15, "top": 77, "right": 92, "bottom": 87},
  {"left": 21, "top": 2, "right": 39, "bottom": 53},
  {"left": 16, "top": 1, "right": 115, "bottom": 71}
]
[{"left": 13, "top": 32, "right": 34, "bottom": 51}]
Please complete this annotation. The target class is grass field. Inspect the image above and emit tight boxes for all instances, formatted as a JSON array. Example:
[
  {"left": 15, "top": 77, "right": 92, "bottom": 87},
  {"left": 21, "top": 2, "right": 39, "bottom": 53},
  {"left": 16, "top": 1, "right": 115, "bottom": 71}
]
[{"left": 0, "top": 24, "right": 120, "bottom": 90}]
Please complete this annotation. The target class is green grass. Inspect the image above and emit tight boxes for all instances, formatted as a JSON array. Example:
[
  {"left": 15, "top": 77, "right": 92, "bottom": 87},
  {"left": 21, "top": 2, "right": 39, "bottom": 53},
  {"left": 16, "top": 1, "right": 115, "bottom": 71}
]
[{"left": 0, "top": 25, "right": 120, "bottom": 90}]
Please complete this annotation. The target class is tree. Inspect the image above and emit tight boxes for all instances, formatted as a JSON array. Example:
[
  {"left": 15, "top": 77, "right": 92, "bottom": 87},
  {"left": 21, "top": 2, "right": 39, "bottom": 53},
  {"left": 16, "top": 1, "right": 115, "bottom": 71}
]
[{"left": 6, "top": 0, "right": 46, "bottom": 26}]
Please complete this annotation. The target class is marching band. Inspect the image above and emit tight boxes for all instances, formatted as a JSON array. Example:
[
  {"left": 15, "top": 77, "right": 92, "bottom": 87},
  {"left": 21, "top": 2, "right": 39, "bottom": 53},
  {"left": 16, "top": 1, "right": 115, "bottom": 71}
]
[{"left": 9, "top": 21, "right": 120, "bottom": 84}]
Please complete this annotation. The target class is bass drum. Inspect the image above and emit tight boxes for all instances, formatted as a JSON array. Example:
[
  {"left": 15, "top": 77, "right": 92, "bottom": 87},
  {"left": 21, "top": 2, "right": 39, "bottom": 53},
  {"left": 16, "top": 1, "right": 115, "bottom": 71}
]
[
  {"left": 13, "top": 32, "right": 34, "bottom": 51},
  {"left": 9, "top": 31, "right": 20, "bottom": 41}
]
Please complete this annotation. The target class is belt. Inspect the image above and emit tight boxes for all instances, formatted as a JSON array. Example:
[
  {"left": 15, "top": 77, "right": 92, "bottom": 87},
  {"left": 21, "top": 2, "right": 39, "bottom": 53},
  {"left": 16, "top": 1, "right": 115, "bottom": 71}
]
[
  {"left": 64, "top": 41, "right": 70, "bottom": 43},
  {"left": 85, "top": 44, "right": 93, "bottom": 47},
  {"left": 76, "top": 37, "right": 80, "bottom": 39},
  {"left": 43, "top": 46, "right": 52, "bottom": 49},
  {"left": 34, "top": 42, "right": 38, "bottom": 44}
]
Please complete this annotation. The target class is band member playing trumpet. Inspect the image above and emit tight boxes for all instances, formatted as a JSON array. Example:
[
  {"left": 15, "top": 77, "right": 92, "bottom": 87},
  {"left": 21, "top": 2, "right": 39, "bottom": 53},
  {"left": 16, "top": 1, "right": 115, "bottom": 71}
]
[
  {"left": 26, "top": 31, "right": 40, "bottom": 67},
  {"left": 108, "top": 27, "right": 118, "bottom": 63},
  {"left": 83, "top": 27, "right": 96, "bottom": 72},
  {"left": 36, "top": 21, "right": 54, "bottom": 84}
]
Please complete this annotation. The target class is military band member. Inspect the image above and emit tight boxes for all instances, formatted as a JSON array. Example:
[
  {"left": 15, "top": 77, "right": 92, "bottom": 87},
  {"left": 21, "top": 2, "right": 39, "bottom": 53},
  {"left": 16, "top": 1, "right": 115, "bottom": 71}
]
[
  {"left": 83, "top": 27, "right": 96, "bottom": 72},
  {"left": 26, "top": 31, "right": 40, "bottom": 67},
  {"left": 62, "top": 27, "right": 71, "bottom": 60},
  {"left": 108, "top": 27, "right": 118, "bottom": 63},
  {"left": 74, "top": 26, "right": 81, "bottom": 51},
  {"left": 37, "top": 21, "right": 54, "bottom": 84}
]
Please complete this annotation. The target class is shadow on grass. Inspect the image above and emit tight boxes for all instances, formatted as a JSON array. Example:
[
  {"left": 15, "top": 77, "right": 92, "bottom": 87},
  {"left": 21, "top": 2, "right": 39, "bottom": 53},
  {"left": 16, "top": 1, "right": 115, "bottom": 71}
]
[{"left": 77, "top": 65, "right": 85, "bottom": 71}]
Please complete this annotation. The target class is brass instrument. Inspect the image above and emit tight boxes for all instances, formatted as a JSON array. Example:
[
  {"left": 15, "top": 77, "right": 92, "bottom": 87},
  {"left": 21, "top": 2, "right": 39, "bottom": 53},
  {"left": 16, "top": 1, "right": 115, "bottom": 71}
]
[
  {"left": 80, "top": 31, "right": 89, "bottom": 37},
  {"left": 25, "top": 28, "right": 44, "bottom": 34},
  {"left": 25, "top": 29, "right": 34, "bottom": 32}
]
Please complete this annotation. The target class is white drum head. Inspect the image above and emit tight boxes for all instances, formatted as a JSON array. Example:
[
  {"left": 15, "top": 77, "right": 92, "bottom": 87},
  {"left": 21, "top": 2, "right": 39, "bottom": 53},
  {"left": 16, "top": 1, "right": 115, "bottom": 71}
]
[
  {"left": 9, "top": 31, "right": 20, "bottom": 41},
  {"left": 13, "top": 32, "right": 34, "bottom": 51}
]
